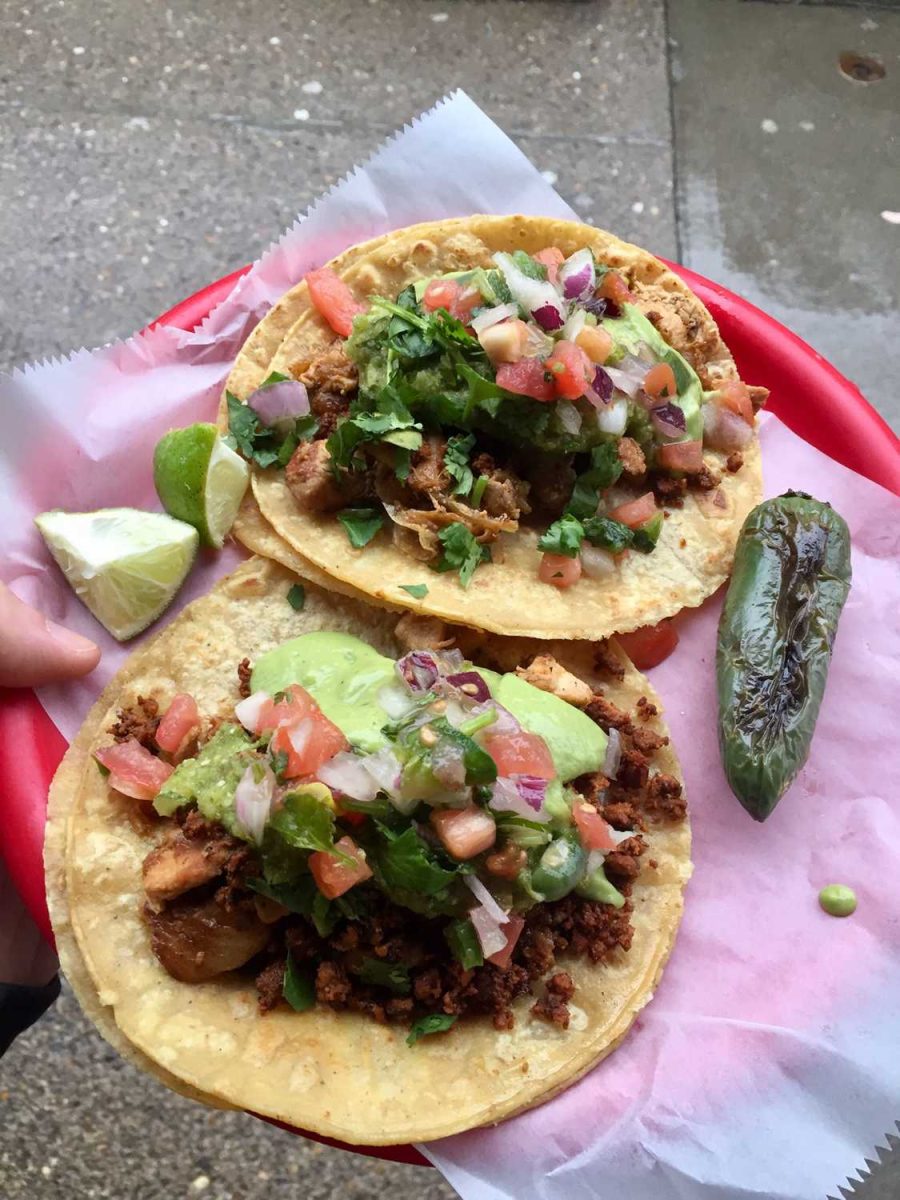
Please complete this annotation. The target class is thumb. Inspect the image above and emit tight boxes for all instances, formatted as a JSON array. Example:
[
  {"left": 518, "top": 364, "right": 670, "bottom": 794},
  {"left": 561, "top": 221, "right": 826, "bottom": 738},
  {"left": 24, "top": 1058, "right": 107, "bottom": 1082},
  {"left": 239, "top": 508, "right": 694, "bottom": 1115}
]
[{"left": 0, "top": 584, "right": 101, "bottom": 688}]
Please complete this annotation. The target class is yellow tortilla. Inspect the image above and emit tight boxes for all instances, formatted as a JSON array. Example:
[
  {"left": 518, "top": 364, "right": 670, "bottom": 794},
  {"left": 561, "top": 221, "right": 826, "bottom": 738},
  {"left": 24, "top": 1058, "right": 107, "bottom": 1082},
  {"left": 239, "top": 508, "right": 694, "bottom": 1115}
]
[
  {"left": 47, "top": 555, "right": 690, "bottom": 1143},
  {"left": 223, "top": 214, "right": 762, "bottom": 640}
]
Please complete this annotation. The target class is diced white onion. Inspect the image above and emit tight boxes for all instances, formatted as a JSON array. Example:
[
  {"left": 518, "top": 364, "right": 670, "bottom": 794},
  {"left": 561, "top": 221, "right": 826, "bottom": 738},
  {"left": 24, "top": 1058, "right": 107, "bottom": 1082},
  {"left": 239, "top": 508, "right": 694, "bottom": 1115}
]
[
  {"left": 471, "top": 302, "right": 520, "bottom": 334},
  {"left": 234, "top": 762, "right": 276, "bottom": 844},
  {"left": 234, "top": 690, "right": 269, "bottom": 733},
  {"left": 557, "top": 402, "right": 583, "bottom": 436},
  {"left": 603, "top": 727, "right": 622, "bottom": 779},
  {"left": 377, "top": 683, "right": 415, "bottom": 720},
  {"left": 493, "top": 252, "right": 566, "bottom": 331},
  {"left": 469, "top": 904, "right": 509, "bottom": 958},
  {"left": 464, "top": 874, "right": 508, "bottom": 923},
  {"left": 361, "top": 747, "right": 403, "bottom": 796},
  {"left": 594, "top": 396, "right": 628, "bottom": 435},
  {"left": 580, "top": 543, "right": 616, "bottom": 579},
  {"left": 317, "top": 751, "right": 380, "bottom": 802},
  {"left": 561, "top": 306, "right": 587, "bottom": 344}
]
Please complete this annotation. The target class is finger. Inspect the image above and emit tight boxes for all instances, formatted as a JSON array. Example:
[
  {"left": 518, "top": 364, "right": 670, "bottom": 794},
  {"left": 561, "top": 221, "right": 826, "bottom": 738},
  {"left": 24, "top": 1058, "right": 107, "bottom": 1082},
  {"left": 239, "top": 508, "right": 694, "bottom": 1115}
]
[{"left": 0, "top": 585, "right": 100, "bottom": 688}]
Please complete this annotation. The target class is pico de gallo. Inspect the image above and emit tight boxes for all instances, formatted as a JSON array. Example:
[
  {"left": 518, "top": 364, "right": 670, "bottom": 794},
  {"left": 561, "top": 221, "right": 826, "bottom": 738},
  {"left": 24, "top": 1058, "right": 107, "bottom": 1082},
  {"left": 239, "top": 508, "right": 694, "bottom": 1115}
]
[
  {"left": 96, "top": 630, "right": 686, "bottom": 1037},
  {"left": 226, "top": 245, "right": 763, "bottom": 589}
]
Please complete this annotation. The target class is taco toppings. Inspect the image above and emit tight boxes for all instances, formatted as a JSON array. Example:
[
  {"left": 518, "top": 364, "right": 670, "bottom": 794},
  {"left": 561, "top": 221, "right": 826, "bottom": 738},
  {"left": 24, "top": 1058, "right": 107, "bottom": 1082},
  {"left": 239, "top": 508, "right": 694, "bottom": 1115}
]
[
  {"left": 98, "top": 630, "right": 685, "bottom": 1037},
  {"left": 228, "top": 245, "right": 764, "bottom": 590}
]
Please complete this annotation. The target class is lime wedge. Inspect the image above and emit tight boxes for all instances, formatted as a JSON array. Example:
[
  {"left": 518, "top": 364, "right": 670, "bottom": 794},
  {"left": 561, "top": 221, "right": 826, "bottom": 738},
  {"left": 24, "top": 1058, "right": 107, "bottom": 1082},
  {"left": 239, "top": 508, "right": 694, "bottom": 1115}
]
[
  {"left": 35, "top": 509, "right": 199, "bottom": 641},
  {"left": 153, "top": 423, "right": 249, "bottom": 549}
]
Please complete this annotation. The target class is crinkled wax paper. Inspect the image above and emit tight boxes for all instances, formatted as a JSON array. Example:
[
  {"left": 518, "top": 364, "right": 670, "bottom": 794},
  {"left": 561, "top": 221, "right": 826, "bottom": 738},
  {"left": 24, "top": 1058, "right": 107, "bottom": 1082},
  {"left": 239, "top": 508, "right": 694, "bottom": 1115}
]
[{"left": 1, "top": 90, "right": 897, "bottom": 1200}]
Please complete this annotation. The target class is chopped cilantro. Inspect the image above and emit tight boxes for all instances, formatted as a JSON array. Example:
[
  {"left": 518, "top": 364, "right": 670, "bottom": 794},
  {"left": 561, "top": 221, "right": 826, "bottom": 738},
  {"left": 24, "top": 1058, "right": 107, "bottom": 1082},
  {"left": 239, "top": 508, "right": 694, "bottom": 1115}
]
[
  {"left": 406, "top": 1013, "right": 457, "bottom": 1046},
  {"left": 338, "top": 507, "right": 384, "bottom": 548},
  {"left": 435, "top": 522, "right": 490, "bottom": 588},
  {"left": 283, "top": 953, "right": 316, "bottom": 1012},
  {"left": 567, "top": 442, "right": 624, "bottom": 520},
  {"left": 267, "top": 790, "right": 340, "bottom": 856},
  {"left": 470, "top": 474, "right": 489, "bottom": 508},
  {"left": 399, "top": 583, "right": 428, "bottom": 599},
  {"left": 286, "top": 583, "right": 306, "bottom": 611},
  {"left": 538, "top": 513, "right": 585, "bottom": 558},
  {"left": 631, "top": 510, "right": 664, "bottom": 553},
  {"left": 225, "top": 392, "right": 317, "bottom": 469},
  {"left": 350, "top": 957, "right": 411, "bottom": 995},
  {"left": 444, "top": 918, "right": 484, "bottom": 970},
  {"left": 444, "top": 433, "right": 475, "bottom": 496}
]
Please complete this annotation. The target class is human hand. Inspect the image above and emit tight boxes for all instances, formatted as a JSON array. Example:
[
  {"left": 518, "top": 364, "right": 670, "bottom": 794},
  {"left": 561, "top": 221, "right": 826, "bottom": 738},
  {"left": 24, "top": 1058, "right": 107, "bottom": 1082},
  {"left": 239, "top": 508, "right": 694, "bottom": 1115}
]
[
  {"left": 0, "top": 582, "right": 100, "bottom": 688},
  {"left": 0, "top": 582, "right": 99, "bottom": 987}
]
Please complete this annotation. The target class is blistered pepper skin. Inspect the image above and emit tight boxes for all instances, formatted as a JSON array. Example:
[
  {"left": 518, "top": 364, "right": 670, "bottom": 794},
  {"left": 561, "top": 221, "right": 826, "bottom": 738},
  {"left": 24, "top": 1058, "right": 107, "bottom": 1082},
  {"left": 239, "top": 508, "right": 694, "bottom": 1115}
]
[{"left": 716, "top": 492, "right": 851, "bottom": 821}]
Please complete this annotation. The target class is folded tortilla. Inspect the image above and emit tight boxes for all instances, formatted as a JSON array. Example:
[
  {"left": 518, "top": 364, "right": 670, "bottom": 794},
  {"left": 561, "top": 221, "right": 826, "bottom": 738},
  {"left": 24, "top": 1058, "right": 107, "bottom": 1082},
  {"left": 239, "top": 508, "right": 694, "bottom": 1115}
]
[
  {"left": 221, "top": 215, "right": 762, "bottom": 641},
  {"left": 46, "top": 555, "right": 691, "bottom": 1143}
]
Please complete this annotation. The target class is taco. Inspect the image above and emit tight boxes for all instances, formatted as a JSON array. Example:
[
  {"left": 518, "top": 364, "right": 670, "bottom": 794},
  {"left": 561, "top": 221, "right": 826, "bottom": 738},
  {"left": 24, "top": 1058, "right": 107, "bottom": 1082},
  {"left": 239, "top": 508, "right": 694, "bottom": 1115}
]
[
  {"left": 222, "top": 215, "right": 764, "bottom": 640},
  {"left": 48, "top": 556, "right": 690, "bottom": 1144}
]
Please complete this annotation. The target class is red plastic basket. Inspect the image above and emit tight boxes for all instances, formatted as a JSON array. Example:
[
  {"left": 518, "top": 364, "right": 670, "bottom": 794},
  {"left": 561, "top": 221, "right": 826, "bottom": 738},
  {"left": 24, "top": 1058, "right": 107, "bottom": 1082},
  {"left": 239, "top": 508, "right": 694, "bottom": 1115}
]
[{"left": 2, "top": 262, "right": 897, "bottom": 1167}]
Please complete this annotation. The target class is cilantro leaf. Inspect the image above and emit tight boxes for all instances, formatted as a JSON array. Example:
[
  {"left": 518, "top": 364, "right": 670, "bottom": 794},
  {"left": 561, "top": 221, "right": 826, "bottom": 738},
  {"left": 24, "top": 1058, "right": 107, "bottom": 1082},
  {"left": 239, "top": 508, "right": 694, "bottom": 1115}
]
[
  {"left": 582, "top": 515, "right": 634, "bottom": 554},
  {"left": 538, "top": 513, "right": 585, "bottom": 558},
  {"left": 399, "top": 583, "right": 429, "bottom": 599},
  {"left": 338, "top": 507, "right": 384, "bottom": 549},
  {"left": 326, "top": 395, "right": 422, "bottom": 470},
  {"left": 444, "top": 433, "right": 475, "bottom": 496},
  {"left": 286, "top": 583, "right": 306, "bottom": 611},
  {"left": 567, "top": 443, "right": 624, "bottom": 520},
  {"left": 267, "top": 790, "right": 339, "bottom": 855},
  {"left": 248, "top": 874, "right": 318, "bottom": 914},
  {"left": 435, "top": 522, "right": 490, "bottom": 588},
  {"left": 406, "top": 1013, "right": 457, "bottom": 1046},
  {"left": 430, "top": 718, "right": 498, "bottom": 786},
  {"left": 511, "top": 249, "right": 547, "bottom": 281},
  {"left": 631, "top": 510, "right": 664, "bottom": 554},
  {"left": 225, "top": 392, "right": 317, "bottom": 469},
  {"left": 283, "top": 954, "right": 316, "bottom": 1012},
  {"left": 374, "top": 826, "right": 460, "bottom": 897},
  {"left": 350, "top": 956, "right": 411, "bottom": 995}
]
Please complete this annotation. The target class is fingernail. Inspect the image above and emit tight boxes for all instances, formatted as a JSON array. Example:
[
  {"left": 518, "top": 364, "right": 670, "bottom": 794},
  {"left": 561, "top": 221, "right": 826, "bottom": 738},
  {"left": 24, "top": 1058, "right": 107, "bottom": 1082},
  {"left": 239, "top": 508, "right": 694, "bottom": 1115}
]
[{"left": 46, "top": 619, "right": 99, "bottom": 656}]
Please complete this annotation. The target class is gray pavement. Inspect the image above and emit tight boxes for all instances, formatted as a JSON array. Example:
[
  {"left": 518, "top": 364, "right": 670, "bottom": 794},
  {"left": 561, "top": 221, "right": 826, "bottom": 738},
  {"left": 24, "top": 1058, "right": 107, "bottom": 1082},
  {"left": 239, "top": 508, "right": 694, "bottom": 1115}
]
[{"left": 1, "top": 1, "right": 898, "bottom": 1199}]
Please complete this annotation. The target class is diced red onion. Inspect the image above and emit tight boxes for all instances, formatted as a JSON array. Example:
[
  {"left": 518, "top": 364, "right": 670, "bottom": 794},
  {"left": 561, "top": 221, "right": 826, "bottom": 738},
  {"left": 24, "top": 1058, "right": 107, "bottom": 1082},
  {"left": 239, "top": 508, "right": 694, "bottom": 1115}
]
[
  {"left": 235, "top": 762, "right": 276, "bottom": 844},
  {"left": 465, "top": 874, "right": 508, "bottom": 923},
  {"left": 580, "top": 544, "right": 616, "bottom": 579},
  {"left": 234, "top": 690, "right": 269, "bottom": 733},
  {"left": 532, "top": 303, "right": 565, "bottom": 332},
  {"left": 702, "top": 403, "right": 753, "bottom": 451},
  {"left": 488, "top": 776, "right": 552, "bottom": 823},
  {"left": 651, "top": 402, "right": 687, "bottom": 440},
  {"left": 557, "top": 402, "right": 582, "bottom": 436},
  {"left": 604, "top": 354, "right": 648, "bottom": 399},
  {"left": 247, "top": 380, "right": 310, "bottom": 428},
  {"left": 593, "top": 396, "right": 628, "bottom": 435},
  {"left": 445, "top": 671, "right": 492, "bottom": 704},
  {"left": 471, "top": 302, "right": 519, "bottom": 334},
  {"left": 396, "top": 651, "right": 440, "bottom": 694},
  {"left": 469, "top": 904, "right": 509, "bottom": 958},
  {"left": 317, "top": 751, "right": 380, "bottom": 802},
  {"left": 603, "top": 727, "right": 622, "bottom": 779},
  {"left": 493, "top": 252, "right": 567, "bottom": 332},
  {"left": 559, "top": 248, "right": 596, "bottom": 300},
  {"left": 582, "top": 296, "right": 618, "bottom": 320}
]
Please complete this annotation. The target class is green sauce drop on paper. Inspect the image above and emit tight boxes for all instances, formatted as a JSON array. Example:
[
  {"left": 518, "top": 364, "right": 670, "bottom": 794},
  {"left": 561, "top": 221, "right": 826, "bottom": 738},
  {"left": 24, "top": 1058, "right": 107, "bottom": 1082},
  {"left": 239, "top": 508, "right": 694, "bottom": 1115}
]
[{"left": 818, "top": 884, "right": 857, "bottom": 918}]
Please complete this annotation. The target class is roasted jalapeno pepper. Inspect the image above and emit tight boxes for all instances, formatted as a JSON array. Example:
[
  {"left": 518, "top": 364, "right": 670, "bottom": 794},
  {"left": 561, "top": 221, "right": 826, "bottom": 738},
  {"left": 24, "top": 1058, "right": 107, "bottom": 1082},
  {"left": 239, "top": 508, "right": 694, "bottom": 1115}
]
[{"left": 717, "top": 491, "right": 851, "bottom": 821}]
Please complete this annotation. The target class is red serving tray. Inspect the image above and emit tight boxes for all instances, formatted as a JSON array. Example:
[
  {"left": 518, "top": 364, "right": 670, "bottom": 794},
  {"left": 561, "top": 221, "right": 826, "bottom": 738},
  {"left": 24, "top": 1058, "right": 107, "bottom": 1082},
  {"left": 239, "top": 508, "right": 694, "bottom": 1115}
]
[{"left": 2, "top": 262, "right": 898, "bottom": 1168}]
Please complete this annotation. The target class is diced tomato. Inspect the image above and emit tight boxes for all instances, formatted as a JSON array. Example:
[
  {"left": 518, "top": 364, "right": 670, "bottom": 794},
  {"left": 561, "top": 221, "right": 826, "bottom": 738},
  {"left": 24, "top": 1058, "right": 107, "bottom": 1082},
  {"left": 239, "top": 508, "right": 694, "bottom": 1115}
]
[
  {"left": 643, "top": 363, "right": 677, "bottom": 400},
  {"left": 305, "top": 267, "right": 366, "bottom": 337},
  {"left": 539, "top": 552, "right": 583, "bottom": 589},
  {"left": 608, "top": 492, "right": 657, "bottom": 529},
  {"left": 452, "top": 285, "right": 482, "bottom": 321},
  {"left": 533, "top": 247, "right": 565, "bottom": 286},
  {"left": 270, "top": 717, "right": 348, "bottom": 779},
  {"left": 575, "top": 325, "right": 613, "bottom": 364},
  {"left": 95, "top": 739, "right": 174, "bottom": 801},
  {"left": 155, "top": 693, "right": 199, "bottom": 755},
  {"left": 487, "top": 913, "right": 526, "bottom": 968},
  {"left": 431, "top": 807, "right": 497, "bottom": 860},
  {"left": 496, "top": 358, "right": 556, "bottom": 402},
  {"left": 484, "top": 732, "right": 556, "bottom": 781},
  {"left": 545, "top": 340, "right": 593, "bottom": 401},
  {"left": 572, "top": 802, "right": 617, "bottom": 852},
  {"left": 309, "top": 836, "right": 373, "bottom": 899},
  {"left": 423, "top": 278, "right": 461, "bottom": 313},
  {"left": 615, "top": 619, "right": 679, "bottom": 670},
  {"left": 656, "top": 439, "right": 704, "bottom": 473},
  {"left": 598, "top": 270, "right": 635, "bottom": 305},
  {"left": 255, "top": 684, "right": 314, "bottom": 733},
  {"left": 714, "top": 380, "right": 754, "bottom": 425}
]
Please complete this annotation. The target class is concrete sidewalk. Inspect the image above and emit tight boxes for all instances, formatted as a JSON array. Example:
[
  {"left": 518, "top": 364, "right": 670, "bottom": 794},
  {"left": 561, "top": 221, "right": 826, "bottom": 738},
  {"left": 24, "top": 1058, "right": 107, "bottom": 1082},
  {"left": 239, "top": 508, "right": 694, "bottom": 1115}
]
[{"left": 1, "top": 3, "right": 897, "bottom": 1199}]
